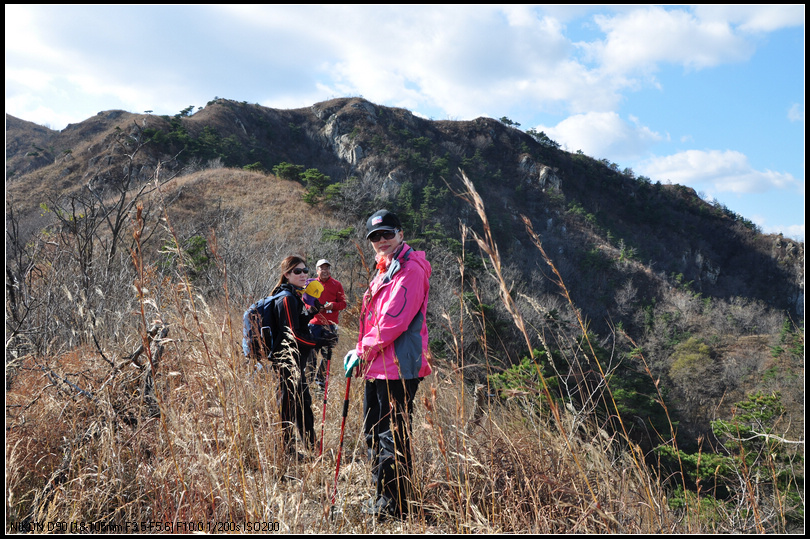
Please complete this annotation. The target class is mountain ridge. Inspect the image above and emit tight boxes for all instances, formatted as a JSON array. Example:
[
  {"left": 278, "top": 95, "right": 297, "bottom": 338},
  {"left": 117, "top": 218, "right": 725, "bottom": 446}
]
[{"left": 6, "top": 97, "right": 803, "bottom": 321}]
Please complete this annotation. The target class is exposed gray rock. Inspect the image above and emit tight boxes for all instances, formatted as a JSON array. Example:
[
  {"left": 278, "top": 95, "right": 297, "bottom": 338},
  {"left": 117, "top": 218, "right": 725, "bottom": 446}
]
[
  {"left": 538, "top": 165, "right": 562, "bottom": 190},
  {"left": 518, "top": 155, "right": 561, "bottom": 190}
]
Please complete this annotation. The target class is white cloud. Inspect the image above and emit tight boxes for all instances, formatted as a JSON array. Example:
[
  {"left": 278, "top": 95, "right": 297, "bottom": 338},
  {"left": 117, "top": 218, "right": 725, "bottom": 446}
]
[
  {"left": 777, "top": 223, "right": 805, "bottom": 242},
  {"left": 536, "top": 111, "right": 663, "bottom": 160},
  {"left": 788, "top": 103, "right": 804, "bottom": 123},
  {"left": 5, "top": 103, "right": 74, "bottom": 131},
  {"left": 751, "top": 214, "right": 805, "bottom": 241},
  {"left": 693, "top": 4, "right": 806, "bottom": 33},
  {"left": 314, "top": 6, "right": 581, "bottom": 118},
  {"left": 5, "top": 68, "right": 56, "bottom": 93},
  {"left": 212, "top": 5, "right": 629, "bottom": 119},
  {"left": 4, "top": 5, "right": 61, "bottom": 62},
  {"left": 586, "top": 6, "right": 754, "bottom": 74},
  {"left": 637, "top": 150, "right": 800, "bottom": 194}
]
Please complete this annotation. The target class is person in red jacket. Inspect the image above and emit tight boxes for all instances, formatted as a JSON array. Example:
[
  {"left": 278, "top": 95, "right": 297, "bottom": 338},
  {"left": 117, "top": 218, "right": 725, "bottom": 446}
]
[{"left": 308, "top": 259, "right": 346, "bottom": 389}]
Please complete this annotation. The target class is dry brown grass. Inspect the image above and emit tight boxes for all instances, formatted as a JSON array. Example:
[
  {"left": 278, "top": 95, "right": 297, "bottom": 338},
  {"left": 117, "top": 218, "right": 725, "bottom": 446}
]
[
  {"left": 6, "top": 268, "right": 683, "bottom": 532},
  {"left": 5, "top": 319, "right": 686, "bottom": 533},
  {"left": 9, "top": 169, "right": 796, "bottom": 534},
  {"left": 5, "top": 240, "right": 681, "bottom": 534}
]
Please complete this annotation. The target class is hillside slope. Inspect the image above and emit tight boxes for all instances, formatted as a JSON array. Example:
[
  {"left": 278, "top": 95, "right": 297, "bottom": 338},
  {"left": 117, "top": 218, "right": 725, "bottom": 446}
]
[
  {"left": 6, "top": 98, "right": 804, "bottom": 444},
  {"left": 7, "top": 98, "right": 803, "bottom": 317}
]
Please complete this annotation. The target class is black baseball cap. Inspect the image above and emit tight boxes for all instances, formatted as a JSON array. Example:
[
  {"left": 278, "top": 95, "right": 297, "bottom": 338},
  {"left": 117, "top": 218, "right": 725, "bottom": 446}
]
[{"left": 366, "top": 209, "right": 402, "bottom": 238}]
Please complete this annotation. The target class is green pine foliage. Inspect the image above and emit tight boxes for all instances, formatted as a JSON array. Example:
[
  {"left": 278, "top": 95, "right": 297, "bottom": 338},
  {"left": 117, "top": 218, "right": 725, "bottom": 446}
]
[
  {"left": 657, "top": 391, "right": 803, "bottom": 528},
  {"left": 272, "top": 162, "right": 304, "bottom": 182}
]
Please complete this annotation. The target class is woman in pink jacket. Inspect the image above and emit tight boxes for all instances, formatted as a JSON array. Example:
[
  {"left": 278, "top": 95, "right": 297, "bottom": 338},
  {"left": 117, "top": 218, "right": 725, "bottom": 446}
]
[{"left": 344, "top": 209, "right": 432, "bottom": 520}]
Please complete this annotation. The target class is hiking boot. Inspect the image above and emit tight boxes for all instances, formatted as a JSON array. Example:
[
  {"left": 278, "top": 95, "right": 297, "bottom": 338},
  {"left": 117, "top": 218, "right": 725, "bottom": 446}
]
[
  {"left": 285, "top": 445, "right": 312, "bottom": 463},
  {"left": 361, "top": 496, "right": 400, "bottom": 521}
]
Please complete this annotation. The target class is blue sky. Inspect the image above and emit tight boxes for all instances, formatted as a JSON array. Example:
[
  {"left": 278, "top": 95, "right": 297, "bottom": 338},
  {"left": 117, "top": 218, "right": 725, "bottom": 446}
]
[{"left": 5, "top": 5, "right": 804, "bottom": 240}]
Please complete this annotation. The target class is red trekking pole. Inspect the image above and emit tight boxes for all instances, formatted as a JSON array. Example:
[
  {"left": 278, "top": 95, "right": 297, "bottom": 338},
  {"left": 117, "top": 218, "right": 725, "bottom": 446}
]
[{"left": 331, "top": 374, "right": 352, "bottom": 505}]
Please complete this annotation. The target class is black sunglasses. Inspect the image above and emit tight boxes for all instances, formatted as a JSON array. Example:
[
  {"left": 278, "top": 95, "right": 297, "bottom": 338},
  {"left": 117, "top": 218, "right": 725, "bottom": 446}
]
[
  {"left": 291, "top": 267, "right": 309, "bottom": 275},
  {"left": 368, "top": 229, "right": 399, "bottom": 242}
]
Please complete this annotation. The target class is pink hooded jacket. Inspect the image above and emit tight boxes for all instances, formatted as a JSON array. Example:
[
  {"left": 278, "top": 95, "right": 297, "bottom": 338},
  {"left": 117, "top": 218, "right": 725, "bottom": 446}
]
[{"left": 356, "top": 243, "right": 432, "bottom": 380}]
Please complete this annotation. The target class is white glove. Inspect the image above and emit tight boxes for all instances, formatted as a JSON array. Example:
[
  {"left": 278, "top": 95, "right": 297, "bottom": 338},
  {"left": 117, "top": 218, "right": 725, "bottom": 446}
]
[{"left": 343, "top": 350, "right": 360, "bottom": 378}]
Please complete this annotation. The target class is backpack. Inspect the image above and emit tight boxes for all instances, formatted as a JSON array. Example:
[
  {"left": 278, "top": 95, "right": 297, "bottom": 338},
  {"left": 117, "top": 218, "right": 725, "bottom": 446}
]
[{"left": 242, "top": 290, "right": 293, "bottom": 362}]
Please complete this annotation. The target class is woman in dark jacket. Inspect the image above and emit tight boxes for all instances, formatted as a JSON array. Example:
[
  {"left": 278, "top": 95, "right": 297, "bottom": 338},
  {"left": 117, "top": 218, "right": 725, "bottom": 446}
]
[{"left": 268, "top": 255, "right": 319, "bottom": 455}]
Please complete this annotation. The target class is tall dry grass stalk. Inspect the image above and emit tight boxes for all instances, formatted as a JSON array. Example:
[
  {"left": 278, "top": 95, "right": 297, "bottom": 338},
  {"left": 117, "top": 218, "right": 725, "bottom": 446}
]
[{"left": 444, "top": 171, "right": 685, "bottom": 532}]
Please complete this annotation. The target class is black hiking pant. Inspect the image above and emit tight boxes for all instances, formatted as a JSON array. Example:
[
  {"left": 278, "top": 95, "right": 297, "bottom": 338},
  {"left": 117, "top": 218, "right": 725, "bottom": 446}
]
[
  {"left": 363, "top": 377, "right": 421, "bottom": 514},
  {"left": 308, "top": 324, "right": 337, "bottom": 384},
  {"left": 276, "top": 352, "right": 315, "bottom": 452}
]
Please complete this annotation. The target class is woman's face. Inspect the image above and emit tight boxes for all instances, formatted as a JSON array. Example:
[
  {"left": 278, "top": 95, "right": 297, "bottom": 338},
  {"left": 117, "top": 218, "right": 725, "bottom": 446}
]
[
  {"left": 370, "top": 229, "right": 403, "bottom": 258},
  {"left": 285, "top": 262, "right": 310, "bottom": 288}
]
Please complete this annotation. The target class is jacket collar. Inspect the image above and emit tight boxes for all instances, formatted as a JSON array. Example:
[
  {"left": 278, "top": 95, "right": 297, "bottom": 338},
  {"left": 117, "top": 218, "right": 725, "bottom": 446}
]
[
  {"left": 381, "top": 242, "right": 412, "bottom": 284},
  {"left": 274, "top": 282, "right": 302, "bottom": 296}
]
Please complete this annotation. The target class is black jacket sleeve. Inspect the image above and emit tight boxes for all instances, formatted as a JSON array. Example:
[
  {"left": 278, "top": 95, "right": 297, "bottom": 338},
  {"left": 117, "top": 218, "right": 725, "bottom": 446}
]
[{"left": 275, "top": 293, "right": 317, "bottom": 352}]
